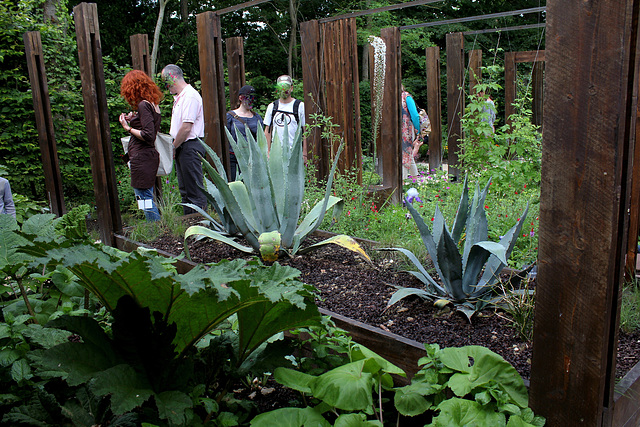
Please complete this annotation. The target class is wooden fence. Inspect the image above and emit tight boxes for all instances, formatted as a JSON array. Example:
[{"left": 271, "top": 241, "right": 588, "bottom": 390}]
[{"left": 22, "top": 1, "right": 640, "bottom": 424}]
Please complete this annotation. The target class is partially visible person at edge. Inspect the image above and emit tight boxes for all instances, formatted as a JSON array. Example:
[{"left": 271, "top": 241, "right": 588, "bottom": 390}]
[
  {"left": 119, "top": 70, "right": 163, "bottom": 222},
  {"left": 0, "top": 176, "right": 16, "bottom": 219},
  {"left": 264, "top": 75, "right": 307, "bottom": 163},
  {"left": 161, "top": 64, "right": 206, "bottom": 215},
  {"left": 226, "top": 84, "right": 264, "bottom": 180},
  {"left": 401, "top": 85, "right": 421, "bottom": 179},
  {"left": 480, "top": 89, "right": 496, "bottom": 133}
]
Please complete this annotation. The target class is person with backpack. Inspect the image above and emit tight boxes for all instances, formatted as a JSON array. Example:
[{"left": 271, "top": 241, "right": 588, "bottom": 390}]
[
  {"left": 264, "top": 75, "right": 307, "bottom": 162},
  {"left": 226, "top": 85, "right": 264, "bottom": 180}
]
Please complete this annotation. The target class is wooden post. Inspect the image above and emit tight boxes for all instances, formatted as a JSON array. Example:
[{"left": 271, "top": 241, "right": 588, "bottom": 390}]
[
  {"left": 196, "top": 11, "right": 229, "bottom": 176},
  {"left": 130, "top": 34, "right": 151, "bottom": 76},
  {"left": 380, "top": 26, "right": 402, "bottom": 204},
  {"left": 532, "top": 61, "right": 544, "bottom": 128},
  {"left": 73, "top": 2, "right": 122, "bottom": 245},
  {"left": 321, "top": 19, "right": 362, "bottom": 180},
  {"left": 226, "top": 36, "right": 245, "bottom": 108},
  {"left": 468, "top": 49, "right": 482, "bottom": 95},
  {"left": 446, "top": 32, "right": 464, "bottom": 181},
  {"left": 23, "top": 31, "right": 66, "bottom": 217},
  {"left": 529, "top": 0, "right": 639, "bottom": 424},
  {"left": 425, "top": 46, "right": 442, "bottom": 172},
  {"left": 300, "top": 20, "right": 327, "bottom": 179},
  {"left": 504, "top": 51, "right": 517, "bottom": 127}
]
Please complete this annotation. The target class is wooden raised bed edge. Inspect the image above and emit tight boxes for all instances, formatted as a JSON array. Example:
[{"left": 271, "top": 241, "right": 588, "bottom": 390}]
[{"left": 113, "top": 232, "right": 640, "bottom": 414}]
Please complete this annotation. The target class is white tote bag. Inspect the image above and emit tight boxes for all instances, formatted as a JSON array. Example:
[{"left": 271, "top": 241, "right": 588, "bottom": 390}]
[{"left": 121, "top": 133, "right": 174, "bottom": 176}]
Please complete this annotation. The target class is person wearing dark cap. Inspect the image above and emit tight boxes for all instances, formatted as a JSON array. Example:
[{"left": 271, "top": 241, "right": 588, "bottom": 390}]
[
  {"left": 264, "top": 75, "right": 307, "bottom": 162},
  {"left": 226, "top": 85, "right": 264, "bottom": 180}
]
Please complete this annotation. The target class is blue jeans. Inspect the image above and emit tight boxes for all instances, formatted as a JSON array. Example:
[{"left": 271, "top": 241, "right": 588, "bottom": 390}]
[{"left": 133, "top": 187, "right": 161, "bottom": 222}]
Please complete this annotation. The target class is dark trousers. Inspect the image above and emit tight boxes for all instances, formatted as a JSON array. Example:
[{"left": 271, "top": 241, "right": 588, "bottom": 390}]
[{"left": 175, "top": 138, "right": 207, "bottom": 215}]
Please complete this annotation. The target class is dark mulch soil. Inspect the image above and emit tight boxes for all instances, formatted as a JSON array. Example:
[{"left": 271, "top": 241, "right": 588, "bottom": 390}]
[{"left": 145, "top": 218, "right": 640, "bottom": 383}]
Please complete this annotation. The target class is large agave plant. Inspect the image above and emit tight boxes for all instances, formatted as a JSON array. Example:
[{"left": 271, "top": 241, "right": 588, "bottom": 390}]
[
  {"left": 382, "top": 178, "right": 529, "bottom": 321},
  {"left": 184, "top": 123, "right": 370, "bottom": 263}
]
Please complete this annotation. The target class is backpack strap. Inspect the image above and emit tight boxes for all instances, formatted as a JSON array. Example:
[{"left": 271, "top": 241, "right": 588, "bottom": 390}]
[
  {"left": 229, "top": 111, "right": 248, "bottom": 126},
  {"left": 269, "top": 99, "right": 302, "bottom": 125}
]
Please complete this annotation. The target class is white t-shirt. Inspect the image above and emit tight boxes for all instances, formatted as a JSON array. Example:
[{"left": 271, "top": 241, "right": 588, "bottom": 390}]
[
  {"left": 264, "top": 98, "right": 305, "bottom": 147},
  {"left": 170, "top": 84, "right": 204, "bottom": 140}
]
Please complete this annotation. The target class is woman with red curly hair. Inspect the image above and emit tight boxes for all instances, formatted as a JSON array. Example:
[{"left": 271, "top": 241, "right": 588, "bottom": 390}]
[{"left": 119, "top": 70, "right": 163, "bottom": 221}]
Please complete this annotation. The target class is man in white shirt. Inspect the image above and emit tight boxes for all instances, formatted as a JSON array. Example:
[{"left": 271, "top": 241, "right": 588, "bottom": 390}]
[
  {"left": 161, "top": 64, "right": 206, "bottom": 215},
  {"left": 264, "top": 75, "right": 307, "bottom": 162}
]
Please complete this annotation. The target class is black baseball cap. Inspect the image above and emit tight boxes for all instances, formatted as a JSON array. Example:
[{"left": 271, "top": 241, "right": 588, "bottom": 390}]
[{"left": 239, "top": 85, "right": 256, "bottom": 96}]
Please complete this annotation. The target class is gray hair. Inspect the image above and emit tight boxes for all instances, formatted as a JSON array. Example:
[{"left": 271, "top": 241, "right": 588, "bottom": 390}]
[{"left": 162, "top": 64, "right": 184, "bottom": 80}]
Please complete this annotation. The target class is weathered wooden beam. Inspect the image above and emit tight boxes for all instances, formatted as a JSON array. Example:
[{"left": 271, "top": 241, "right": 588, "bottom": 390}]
[
  {"left": 446, "top": 32, "right": 464, "bottom": 180},
  {"left": 216, "top": 0, "right": 271, "bottom": 15},
  {"left": 226, "top": 37, "right": 245, "bottom": 108},
  {"left": 463, "top": 23, "right": 546, "bottom": 36},
  {"left": 504, "top": 51, "right": 516, "bottom": 127},
  {"left": 319, "top": 0, "right": 443, "bottom": 24},
  {"left": 514, "top": 50, "right": 546, "bottom": 63},
  {"left": 468, "top": 49, "right": 482, "bottom": 95},
  {"left": 73, "top": 2, "right": 122, "bottom": 245},
  {"left": 400, "top": 6, "right": 546, "bottom": 31},
  {"left": 532, "top": 60, "right": 544, "bottom": 128},
  {"left": 425, "top": 46, "right": 442, "bottom": 171},
  {"left": 23, "top": 31, "right": 66, "bottom": 217},
  {"left": 322, "top": 19, "right": 362, "bottom": 179},
  {"left": 300, "top": 20, "right": 327, "bottom": 179},
  {"left": 130, "top": 34, "right": 151, "bottom": 76},
  {"left": 196, "top": 11, "right": 229, "bottom": 176},
  {"left": 529, "top": 0, "right": 639, "bottom": 424},
  {"left": 380, "top": 27, "right": 402, "bottom": 203}
]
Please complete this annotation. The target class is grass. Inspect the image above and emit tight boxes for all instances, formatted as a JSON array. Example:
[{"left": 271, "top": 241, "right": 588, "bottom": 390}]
[
  {"left": 316, "top": 165, "right": 540, "bottom": 270},
  {"left": 620, "top": 278, "right": 640, "bottom": 334}
]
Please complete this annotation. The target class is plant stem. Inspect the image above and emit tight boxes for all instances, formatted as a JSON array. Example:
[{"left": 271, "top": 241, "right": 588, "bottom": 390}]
[{"left": 16, "top": 276, "right": 37, "bottom": 323}]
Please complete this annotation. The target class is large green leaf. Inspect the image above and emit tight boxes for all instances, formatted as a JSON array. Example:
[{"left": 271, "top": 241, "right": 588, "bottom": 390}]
[
  {"left": 438, "top": 346, "right": 528, "bottom": 408},
  {"left": 155, "top": 391, "right": 193, "bottom": 425},
  {"left": 334, "top": 413, "right": 383, "bottom": 426},
  {"left": 451, "top": 176, "right": 470, "bottom": 243},
  {"left": 250, "top": 406, "right": 331, "bottom": 427},
  {"left": 432, "top": 397, "right": 505, "bottom": 427},
  {"left": 462, "top": 180, "right": 491, "bottom": 268},
  {"left": 274, "top": 367, "right": 315, "bottom": 394},
  {"left": 310, "top": 359, "right": 375, "bottom": 411},
  {"left": 280, "top": 127, "right": 305, "bottom": 248},
  {"left": 92, "top": 364, "right": 153, "bottom": 415},
  {"left": 479, "top": 203, "right": 530, "bottom": 290}
]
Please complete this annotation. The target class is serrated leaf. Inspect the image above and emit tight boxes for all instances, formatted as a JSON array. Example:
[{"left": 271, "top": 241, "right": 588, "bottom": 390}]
[
  {"left": 155, "top": 391, "right": 192, "bottom": 424},
  {"left": 92, "top": 364, "right": 153, "bottom": 414}
]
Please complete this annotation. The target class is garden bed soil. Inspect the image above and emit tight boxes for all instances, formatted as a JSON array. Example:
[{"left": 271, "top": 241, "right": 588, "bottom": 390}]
[{"left": 142, "top": 219, "right": 640, "bottom": 382}]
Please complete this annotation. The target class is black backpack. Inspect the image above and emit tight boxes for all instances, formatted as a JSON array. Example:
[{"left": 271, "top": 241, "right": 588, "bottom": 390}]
[{"left": 267, "top": 99, "right": 302, "bottom": 127}]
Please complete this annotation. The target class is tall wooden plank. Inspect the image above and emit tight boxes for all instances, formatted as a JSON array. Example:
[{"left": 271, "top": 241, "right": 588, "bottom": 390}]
[
  {"left": 73, "top": 2, "right": 121, "bottom": 245},
  {"left": 196, "top": 12, "right": 229, "bottom": 175},
  {"left": 426, "top": 46, "right": 442, "bottom": 171},
  {"left": 446, "top": 32, "right": 464, "bottom": 180},
  {"left": 130, "top": 34, "right": 151, "bottom": 76},
  {"left": 350, "top": 19, "right": 363, "bottom": 184},
  {"left": 468, "top": 49, "right": 482, "bottom": 95},
  {"left": 226, "top": 37, "right": 245, "bottom": 108},
  {"left": 380, "top": 27, "right": 401, "bottom": 204},
  {"left": 504, "top": 51, "right": 517, "bottom": 127},
  {"left": 300, "top": 20, "right": 327, "bottom": 178},
  {"left": 532, "top": 61, "right": 544, "bottom": 128},
  {"left": 23, "top": 31, "right": 66, "bottom": 217},
  {"left": 529, "top": 0, "right": 639, "bottom": 424}
]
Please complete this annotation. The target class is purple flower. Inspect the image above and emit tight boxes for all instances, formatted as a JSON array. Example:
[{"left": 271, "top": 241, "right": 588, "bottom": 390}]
[{"left": 406, "top": 187, "right": 422, "bottom": 204}]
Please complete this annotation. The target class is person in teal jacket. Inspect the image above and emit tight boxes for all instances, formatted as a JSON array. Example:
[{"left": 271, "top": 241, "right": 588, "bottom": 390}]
[{"left": 401, "top": 85, "right": 421, "bottom": 179}]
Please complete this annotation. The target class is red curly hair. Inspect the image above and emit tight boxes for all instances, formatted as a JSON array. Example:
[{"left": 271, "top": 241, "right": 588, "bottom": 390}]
[{"left": 120, "top": 70, "right": 163, "bottom": 109}]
